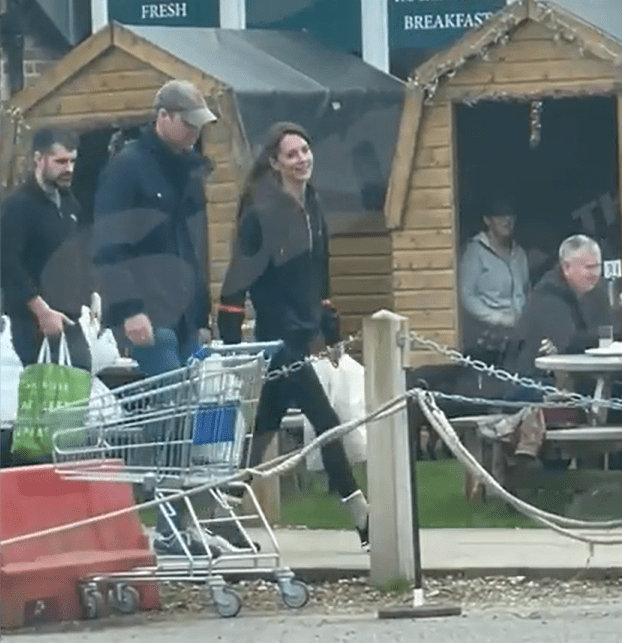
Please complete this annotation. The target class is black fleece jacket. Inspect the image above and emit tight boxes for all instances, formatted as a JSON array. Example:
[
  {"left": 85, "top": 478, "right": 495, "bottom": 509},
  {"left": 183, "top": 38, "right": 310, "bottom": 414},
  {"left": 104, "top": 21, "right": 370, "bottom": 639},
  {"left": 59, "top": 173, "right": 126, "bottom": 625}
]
[
  {"left": 1, "top": 176, "right": 82, "bottom": 318},
  {"left": 218, "top": 177, "right": 338, "bottom": 349},
  {"left": 92, "top": 125, "right": 211, "bottom": 345},
  {"left": 506, "top": 265, "right": 615, "bottom": 377}
]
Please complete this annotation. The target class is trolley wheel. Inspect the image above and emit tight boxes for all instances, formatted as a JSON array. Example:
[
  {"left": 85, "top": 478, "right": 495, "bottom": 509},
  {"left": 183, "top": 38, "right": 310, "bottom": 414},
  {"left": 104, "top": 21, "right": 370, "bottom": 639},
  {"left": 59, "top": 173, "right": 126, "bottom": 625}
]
[
  {"left": 111, "top": 583, "right": 140, "bottom": 615},
  {"left": 212, "top": 586, "right": 242, "bottom": 618},
  {"left": 82, "top": 588, "right": 105, "bottom": 620},
  {"left": 280, "top": 579, "right": 309, "bottom": 610}
]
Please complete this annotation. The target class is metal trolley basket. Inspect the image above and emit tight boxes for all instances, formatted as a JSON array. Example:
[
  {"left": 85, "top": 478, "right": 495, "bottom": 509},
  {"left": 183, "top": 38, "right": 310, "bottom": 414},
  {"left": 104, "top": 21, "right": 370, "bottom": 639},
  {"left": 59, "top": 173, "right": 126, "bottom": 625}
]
[{"left": 51, "top": 341, "right": 309, "bottom": 618}]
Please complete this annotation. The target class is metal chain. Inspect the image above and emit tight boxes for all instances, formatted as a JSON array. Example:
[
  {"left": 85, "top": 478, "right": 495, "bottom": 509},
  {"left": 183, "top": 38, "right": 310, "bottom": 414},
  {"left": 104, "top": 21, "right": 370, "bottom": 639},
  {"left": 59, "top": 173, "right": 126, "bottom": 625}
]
[
  {"left": 409, "top": 330, "right": 622, "bottom": 412},
  {"left": 426, "top": 390, "right": 592, "bottom": 411},
  {"left": 262, "top": 331, "right": 363, "bottom": 382}
]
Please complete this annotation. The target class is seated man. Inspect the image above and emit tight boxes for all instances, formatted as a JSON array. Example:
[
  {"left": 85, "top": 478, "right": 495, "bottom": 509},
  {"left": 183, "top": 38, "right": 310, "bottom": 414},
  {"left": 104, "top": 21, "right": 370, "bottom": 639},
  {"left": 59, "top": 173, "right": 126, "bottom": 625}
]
[{"left": 505, "top": 234, "right": 614, "bottom": 381}]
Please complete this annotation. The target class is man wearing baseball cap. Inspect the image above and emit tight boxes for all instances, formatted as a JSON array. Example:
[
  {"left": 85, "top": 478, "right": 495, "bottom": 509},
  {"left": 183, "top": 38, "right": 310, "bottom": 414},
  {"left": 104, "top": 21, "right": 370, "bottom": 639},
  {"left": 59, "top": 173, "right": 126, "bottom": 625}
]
[
  {"left": 92, "top": 80, "right": 217, "bottom": 556},
  {"left": 153, "top": 79, "right": 217, "bottom": 139}
]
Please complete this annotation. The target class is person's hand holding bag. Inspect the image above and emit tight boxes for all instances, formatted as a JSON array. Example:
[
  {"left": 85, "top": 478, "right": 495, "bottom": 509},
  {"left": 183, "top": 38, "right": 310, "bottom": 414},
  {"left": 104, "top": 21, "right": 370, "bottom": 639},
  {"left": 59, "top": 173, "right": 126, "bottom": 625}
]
[{"left": 320, "top": 302, "right": 341, "bottom": 367}]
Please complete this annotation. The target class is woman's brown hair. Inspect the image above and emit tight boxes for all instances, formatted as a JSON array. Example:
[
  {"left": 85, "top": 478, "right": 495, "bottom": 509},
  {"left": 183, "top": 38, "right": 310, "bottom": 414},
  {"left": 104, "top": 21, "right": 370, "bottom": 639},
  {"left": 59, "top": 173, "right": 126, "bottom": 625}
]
[{"left": 236, "top": 122, "right": 312, "bottom": 224}]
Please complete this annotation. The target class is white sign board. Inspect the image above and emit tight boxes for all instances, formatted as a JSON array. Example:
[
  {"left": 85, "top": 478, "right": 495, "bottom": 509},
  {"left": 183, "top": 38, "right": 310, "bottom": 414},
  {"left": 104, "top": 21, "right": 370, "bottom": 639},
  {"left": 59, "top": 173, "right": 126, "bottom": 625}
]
[{"left": 603, "top": 259, "right": 622, "bottom": 279}]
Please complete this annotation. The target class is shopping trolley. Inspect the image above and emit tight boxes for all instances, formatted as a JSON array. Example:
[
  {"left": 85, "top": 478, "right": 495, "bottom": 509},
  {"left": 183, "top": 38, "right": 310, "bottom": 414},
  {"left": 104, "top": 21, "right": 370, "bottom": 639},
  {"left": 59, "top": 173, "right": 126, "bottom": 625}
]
[{"left": 51, "top": 341, "right": 309, "bottom": 618}]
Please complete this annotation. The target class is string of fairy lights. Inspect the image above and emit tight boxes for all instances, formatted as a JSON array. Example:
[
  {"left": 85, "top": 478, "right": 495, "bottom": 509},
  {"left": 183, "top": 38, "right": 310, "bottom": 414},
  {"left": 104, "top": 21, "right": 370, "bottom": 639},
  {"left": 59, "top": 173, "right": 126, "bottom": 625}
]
[{"left": 409, "top": 0, "right": 622, "bottom": 148}]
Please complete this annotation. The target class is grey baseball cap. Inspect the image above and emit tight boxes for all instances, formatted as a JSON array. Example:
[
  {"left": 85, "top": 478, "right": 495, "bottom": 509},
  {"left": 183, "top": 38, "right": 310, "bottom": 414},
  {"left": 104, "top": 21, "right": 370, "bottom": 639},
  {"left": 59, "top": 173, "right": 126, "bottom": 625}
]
[{"left": 154, "top": 80, "right": 217, "bottom": 128}]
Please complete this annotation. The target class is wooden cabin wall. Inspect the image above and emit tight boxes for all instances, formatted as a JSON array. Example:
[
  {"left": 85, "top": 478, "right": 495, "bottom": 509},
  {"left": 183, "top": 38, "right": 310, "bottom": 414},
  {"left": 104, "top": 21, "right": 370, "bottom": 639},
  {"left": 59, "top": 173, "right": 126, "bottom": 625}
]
[
  {"left": 26, "top": 49, "right": 172, "bottom": 121},
  {"left": 330, "top": 233, "right": 393, "bottom": 343},
  {"left": 398, "top": 19, "right": 620, "bottom": 367},
  {"left": 393, "top": 97, "right": 454, "bottom": 367},
  {"left": 202, "top": 89, "right": 248, "bottom": 308},
  {"left": 1, "top": 49, "right": 173, "bottom": 188}
]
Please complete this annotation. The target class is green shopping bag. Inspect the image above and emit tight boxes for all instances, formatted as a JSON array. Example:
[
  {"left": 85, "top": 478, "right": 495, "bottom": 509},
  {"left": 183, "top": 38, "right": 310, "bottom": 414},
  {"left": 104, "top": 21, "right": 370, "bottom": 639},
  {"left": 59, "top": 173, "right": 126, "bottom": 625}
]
[{"left": 11, "top": 334, "right": 92, "bottom": 460}]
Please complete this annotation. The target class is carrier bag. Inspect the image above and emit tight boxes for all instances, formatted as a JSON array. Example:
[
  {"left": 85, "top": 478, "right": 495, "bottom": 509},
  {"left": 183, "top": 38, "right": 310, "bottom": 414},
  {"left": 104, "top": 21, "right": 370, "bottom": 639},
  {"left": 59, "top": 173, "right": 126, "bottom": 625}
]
[
  {"left": 304, "top": 354, "right": 367, "bottom": 472},
  {"left": 11, "top": 334, "right": 92, "bottom": 459}
]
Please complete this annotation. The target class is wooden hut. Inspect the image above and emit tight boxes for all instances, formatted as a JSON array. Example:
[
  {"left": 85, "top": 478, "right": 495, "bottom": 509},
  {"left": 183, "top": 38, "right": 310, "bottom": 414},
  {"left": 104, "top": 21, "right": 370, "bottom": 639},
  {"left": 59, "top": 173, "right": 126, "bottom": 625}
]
[
  {"left": 385, "top": 0, "right": 622, "bottom": 366},
  {"left": 0, "top": 23, "right": 404, "bottom": 336}
]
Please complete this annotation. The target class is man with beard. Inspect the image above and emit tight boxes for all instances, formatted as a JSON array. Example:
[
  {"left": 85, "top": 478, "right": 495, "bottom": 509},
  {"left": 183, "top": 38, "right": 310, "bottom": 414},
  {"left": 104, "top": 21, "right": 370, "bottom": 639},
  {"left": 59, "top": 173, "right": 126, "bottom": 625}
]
[{"left": 1, "top": 127, "right": 91, "bottom": 370}]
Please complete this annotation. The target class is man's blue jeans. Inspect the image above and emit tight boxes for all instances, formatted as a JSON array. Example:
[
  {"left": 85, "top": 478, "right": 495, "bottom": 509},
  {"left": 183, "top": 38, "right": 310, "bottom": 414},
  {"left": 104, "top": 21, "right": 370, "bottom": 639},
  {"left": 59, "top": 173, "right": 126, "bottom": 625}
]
[
  {"left": 130, "top": 327, "right": 200, "bottom": 538},
  {"left": 131, "top": 328, "right": 199, "bottom": 377}
]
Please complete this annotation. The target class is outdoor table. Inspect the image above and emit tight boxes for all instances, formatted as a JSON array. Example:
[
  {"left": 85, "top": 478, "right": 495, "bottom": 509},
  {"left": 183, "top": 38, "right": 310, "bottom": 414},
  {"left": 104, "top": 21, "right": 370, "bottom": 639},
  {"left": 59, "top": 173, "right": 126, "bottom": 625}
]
[
  {"left": 535, "top": 353, "right": 622, "bottom": 469},
  {"left": 535, "top": 353, "right": 622, "bottom": 424}
]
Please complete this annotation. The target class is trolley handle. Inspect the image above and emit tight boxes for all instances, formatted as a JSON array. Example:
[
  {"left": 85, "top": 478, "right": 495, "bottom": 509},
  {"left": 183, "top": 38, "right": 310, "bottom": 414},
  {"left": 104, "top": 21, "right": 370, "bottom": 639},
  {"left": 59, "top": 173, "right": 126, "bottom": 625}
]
[{"left": 191, "top": 340, "right": 284, "bottom": 362}]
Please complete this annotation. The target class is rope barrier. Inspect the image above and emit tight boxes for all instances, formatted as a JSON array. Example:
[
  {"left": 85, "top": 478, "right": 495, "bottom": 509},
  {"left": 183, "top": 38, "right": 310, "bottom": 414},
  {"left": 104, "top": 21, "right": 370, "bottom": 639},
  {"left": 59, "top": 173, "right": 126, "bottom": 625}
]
[
  {"left": 9, "top": 381, "right": 622, "bottom": 549},
  {"left": 416, "top": 390, "right": 622, "bottom": 542}
]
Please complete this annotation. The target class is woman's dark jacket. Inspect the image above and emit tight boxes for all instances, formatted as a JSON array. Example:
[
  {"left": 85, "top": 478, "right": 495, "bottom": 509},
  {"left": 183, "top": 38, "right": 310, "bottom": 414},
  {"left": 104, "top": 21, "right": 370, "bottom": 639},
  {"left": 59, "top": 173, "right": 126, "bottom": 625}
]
[
  {"left": 504, "top": 265, "right": 614, "bottom": 377},
  {"left": 92, "top": 125, "right": 211, "bottom": 346},
  {"left": 217, "top": 176, "right": 338, "bottom": 349}
]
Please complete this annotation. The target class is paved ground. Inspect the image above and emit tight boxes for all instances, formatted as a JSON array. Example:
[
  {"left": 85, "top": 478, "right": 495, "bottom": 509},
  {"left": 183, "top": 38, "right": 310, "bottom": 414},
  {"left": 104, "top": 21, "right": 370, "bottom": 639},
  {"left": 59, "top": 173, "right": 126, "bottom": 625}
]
[
  {"left": 5, "top": 527, "right": 622, "bottom": 638},
  {"left": 7, "top": 605, "right": 622, "bottom": 643},
  {"left": 259, "top": 527, "right": 622, "bottom": 577}
]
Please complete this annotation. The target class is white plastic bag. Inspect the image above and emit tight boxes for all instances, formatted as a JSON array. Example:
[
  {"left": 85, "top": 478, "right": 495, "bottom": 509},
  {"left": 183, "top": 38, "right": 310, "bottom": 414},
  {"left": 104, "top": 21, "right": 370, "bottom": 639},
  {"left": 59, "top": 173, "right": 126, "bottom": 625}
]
[
  {"left": 86, "top": 375, "right": 124, "bottom": 426},
  {"left": 1, "top": 316, "right": 24, "bottom": 427},
  {"left": 303, "top": 354, "right": 367, "bottom": 472},
  {"left": 79, "top": 304, "right": 121, "bottom": 374}
]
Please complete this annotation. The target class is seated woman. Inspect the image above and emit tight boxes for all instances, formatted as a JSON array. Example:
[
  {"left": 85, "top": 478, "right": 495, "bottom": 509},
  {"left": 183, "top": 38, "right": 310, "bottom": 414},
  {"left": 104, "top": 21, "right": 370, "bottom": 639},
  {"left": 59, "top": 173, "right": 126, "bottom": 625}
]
[{"left": 459, "top": 201, "right": 530, "bottom": 366}]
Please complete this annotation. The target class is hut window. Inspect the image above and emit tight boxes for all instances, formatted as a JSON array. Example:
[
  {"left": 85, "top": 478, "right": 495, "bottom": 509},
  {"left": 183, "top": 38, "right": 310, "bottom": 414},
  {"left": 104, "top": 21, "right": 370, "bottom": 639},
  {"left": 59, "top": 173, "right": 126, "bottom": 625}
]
[{"left": 455, "top": 96, "right": 620, "bottom": 352}]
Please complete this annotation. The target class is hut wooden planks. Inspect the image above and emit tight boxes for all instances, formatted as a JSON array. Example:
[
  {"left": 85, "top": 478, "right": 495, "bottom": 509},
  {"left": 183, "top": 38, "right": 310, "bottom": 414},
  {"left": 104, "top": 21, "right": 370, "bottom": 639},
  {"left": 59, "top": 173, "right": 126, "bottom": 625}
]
[
  {"left": 395, "top": 14, "right": 622, "bottom": 367},
  {"left": 330, "top": 233, "right": 393, "bottom": 337}
]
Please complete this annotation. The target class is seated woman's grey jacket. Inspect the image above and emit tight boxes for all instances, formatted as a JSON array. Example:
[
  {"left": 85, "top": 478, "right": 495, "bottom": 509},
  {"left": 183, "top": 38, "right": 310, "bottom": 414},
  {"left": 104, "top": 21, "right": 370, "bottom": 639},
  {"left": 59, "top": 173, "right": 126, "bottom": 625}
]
[{"left": 459, "top": 231, "right": 529, "bottom": 329}]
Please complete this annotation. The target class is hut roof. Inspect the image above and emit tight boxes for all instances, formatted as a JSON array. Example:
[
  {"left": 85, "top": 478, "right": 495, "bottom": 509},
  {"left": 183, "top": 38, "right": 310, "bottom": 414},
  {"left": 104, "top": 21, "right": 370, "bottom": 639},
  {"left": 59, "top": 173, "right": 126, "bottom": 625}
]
[
  {"left": 385, "top": 0, "right": 622, "bottom": 230},
  {"left": 126, "top": 25, "right": 402, "bottom": 97},
  {"left": 10, "top": 22, "right": 405, "bottom": 232},
  {"left": 413, "top": 0, "right": 622, "bottom": 92}
]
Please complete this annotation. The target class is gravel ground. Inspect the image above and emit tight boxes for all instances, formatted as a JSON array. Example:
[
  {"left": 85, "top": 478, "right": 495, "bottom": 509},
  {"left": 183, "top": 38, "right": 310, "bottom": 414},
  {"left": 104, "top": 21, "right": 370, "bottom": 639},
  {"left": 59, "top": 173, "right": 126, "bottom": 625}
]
[
  {"left": 6, "top": 576, "right": 622, "bottom": 641},
  {"left": 156, "top": 574, "right": 622, "bottom": 617}
]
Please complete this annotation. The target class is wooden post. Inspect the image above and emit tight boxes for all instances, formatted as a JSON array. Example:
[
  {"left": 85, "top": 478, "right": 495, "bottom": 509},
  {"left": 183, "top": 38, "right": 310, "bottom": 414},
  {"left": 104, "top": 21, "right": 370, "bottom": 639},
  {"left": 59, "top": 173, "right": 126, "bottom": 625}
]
[{"left": 363, "top": 310, "right": 415, "bottom": 585}]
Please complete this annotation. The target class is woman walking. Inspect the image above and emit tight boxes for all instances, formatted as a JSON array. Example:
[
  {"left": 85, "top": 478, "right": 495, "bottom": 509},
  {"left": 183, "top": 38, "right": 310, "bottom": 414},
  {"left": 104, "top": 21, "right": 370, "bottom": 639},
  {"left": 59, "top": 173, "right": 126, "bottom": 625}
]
[{"left": 217, "top": 122, "right": 369, "bottom": 548}]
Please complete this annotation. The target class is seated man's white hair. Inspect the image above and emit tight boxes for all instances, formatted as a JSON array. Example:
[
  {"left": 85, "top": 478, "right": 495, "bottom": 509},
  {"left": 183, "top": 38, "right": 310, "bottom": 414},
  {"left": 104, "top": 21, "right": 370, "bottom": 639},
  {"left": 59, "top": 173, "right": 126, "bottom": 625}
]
[{"left": 558, "top": 234, "right": 601, "bottom": 264}]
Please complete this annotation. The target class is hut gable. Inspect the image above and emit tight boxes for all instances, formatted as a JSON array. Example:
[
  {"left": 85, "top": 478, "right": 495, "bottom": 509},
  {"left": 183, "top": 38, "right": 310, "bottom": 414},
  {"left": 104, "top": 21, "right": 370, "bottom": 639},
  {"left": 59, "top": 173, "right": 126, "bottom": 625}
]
[
  {"left": 386, "top": 0, "right": 622, "bottom": 365},
  {"left": 414, "top": 0, "right": 622, "bottom": 100},
  {"left": 11, "top": 25, "right": 224, "bottom": 125}
]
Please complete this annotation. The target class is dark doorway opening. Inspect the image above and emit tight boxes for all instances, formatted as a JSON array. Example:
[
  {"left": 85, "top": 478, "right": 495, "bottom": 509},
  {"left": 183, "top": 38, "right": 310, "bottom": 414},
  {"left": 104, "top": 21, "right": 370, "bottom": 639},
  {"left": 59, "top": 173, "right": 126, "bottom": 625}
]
[
  {"left": 456, "top": 96, "right": 620, "bottom": 287},
  {"left": 73, "top": 126, "right": 143, "bottom": 225}
]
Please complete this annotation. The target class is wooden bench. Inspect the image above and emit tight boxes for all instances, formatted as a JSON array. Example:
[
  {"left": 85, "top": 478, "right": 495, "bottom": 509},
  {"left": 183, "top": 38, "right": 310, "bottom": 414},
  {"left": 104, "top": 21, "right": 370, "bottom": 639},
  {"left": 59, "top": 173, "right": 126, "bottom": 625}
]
[
  {"left": 446, "top": 415, "right": 502, "bottom": 501},
  {"left": 544, "top": 426, "right": 622, "bottom": 457},
  {"left": 449, "top": 415, "right": 622, "bottom": 504}
]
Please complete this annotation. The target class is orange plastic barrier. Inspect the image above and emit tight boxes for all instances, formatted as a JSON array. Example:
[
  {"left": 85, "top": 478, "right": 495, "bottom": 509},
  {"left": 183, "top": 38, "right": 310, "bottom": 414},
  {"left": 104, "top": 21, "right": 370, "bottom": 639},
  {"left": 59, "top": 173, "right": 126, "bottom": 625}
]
[{"left": 1, "top": 463, "right": 159, "bottom": 628}]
